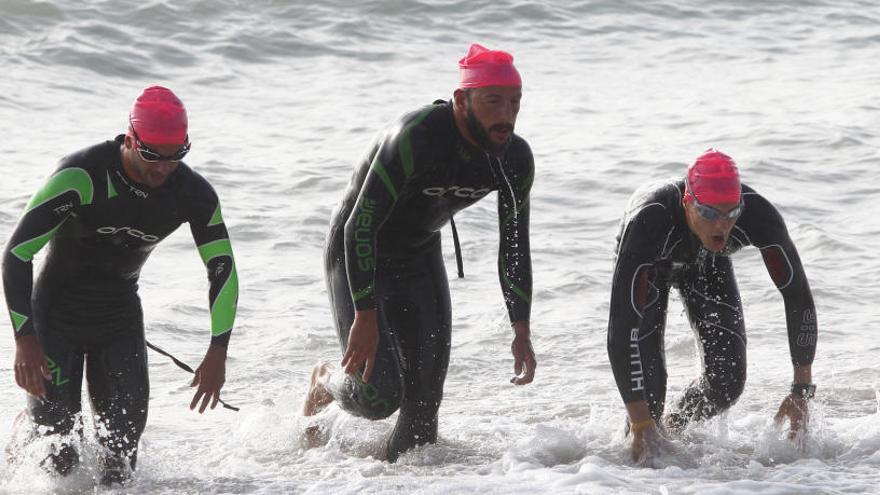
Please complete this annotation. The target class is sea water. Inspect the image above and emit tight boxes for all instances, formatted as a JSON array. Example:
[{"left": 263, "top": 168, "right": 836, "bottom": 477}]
[{"left": 0, "top": 1, "right": 879, "bottom": 493}]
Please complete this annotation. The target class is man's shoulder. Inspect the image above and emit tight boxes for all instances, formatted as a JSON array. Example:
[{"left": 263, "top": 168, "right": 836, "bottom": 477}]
[
  {"left": 615, "top": 180, "right": 681, "bottom": 256},
  {"left": 508, "top": 134, "right": 532, "bottom": 157},
  {"left": 395, "top": 101, "right": 451, "bottom": 136},
  {"left": 172, "top": 163, "right": 217, "bottom": 198},
  {"left": 626, "top": 179, "right": 681, "bottom": 217},
  {"left": 56, "top": 138, "right": 120, "bottom": 175},
  {"left": 374, "top": 101, "right": 453, "bottom": 163},
  {"left": 501, "top": 135, "right": 534, "bottom": 186},
  {"left": 36, "top": 139, "right": 119, "bottom": 204},
  {"left": 737, "top": 182, "right": 787, "bottom": 236},
  {"left": 741, "top": 183, "right": 773, "bottom": 209}
]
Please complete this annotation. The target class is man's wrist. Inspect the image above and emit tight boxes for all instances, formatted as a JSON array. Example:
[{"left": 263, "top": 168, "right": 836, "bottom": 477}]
[
  {"left": 355, "top": 308, "right": 378, "bottom": 318},
  {"left": 208, "top": 342, "right": 228, "bottom": 356},
  {"left": 792, "top": 364, "right": 812, "bottom": 384},
  {"left": 790, "top": 383, "right": 816, "bottom": 399},
  {"left": 512, "top": 320, "right": 529, "bottom": 337},
  {"left": 631, "top": 418, "right": 656, "bottom": 434},
  {"left": 14, "top": 332, "right": 38, "bottom": 345}
]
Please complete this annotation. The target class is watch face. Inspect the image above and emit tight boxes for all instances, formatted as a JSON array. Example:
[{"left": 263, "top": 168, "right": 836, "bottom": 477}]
[{"left": 791, "top": 383, "right": 816, "bottom": 398}]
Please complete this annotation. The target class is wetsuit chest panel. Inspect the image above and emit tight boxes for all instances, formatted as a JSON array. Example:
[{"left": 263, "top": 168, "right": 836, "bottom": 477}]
[
  {"left": 395, "top": 156, "right": 497, "bottom": 232},
  {"left": 72, "top": 194, "right": 185, "bottom": 250},
  {"left": 43, "top": 157, "right": 193, "bottom": 286}
]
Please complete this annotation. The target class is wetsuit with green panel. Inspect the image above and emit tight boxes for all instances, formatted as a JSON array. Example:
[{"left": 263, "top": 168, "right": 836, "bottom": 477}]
[
  {"left": 325, "top": 100, "right": 533, "bottom": 461},
  {"left": 2, "top": 135, "right": 238, "bottom": 473}
]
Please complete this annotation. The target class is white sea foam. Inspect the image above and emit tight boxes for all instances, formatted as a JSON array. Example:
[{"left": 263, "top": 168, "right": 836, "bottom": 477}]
[{"left": 1, "top": 0, "right": 879, "bottom": 493}]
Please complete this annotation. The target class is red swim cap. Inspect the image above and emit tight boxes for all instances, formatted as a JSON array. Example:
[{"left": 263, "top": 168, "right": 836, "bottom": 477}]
[
  {"left": 129, "top": 86, "right": 188, "bottom": 145},
  {"left": 458, "top": 44, "right": 522, "bottom": 89},
  {"left": 685, "top": 149, "right": 741, "bottom": 204}
]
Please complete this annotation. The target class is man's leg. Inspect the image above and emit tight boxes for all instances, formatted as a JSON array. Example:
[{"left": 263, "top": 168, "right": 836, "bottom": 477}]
[
  {"left": 85, "top": 315, "right": 149, "bottom": 485},
  {"left": 26, "top": 328, "right": 85, "bottom": 475},
  {"left": 382, "top": 246, "right": 451, "bottom": 462},
  {"left": 310, "top": 241, "right": 404, "bottom": 421},
  {"left": 669, "top": 256, "right": 747, "bottom": 427}
]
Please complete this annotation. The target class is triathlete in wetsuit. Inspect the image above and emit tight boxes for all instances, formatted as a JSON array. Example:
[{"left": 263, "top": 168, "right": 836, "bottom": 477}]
[
  {"left": 304, "top": 44, "right": 536, "bottom": 462},
  {"left": 3, "top": 86, "right": 238, "bottom": 484},
  {"left": 607, "top": 149, "right": 818, "bottom": 464}
]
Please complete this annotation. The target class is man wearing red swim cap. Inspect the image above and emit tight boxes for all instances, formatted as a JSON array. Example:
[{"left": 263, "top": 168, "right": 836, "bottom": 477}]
[
  {"left": 303, "top": 44, "right": 536, "bottom": 461},
  {"left": 606, "top": 149, "right": 818, "bottom": 465},
  {"left": 3, "top": 86, "right": 238, "bottom": 484}
]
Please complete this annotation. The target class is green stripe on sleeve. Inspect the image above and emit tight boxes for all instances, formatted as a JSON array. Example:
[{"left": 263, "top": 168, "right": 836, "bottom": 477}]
[
  {"left": 520, "top": 168, "right": 534, "bottom": 193},
  {"left": 197, "top": 238, "right": 238, "bottom": 336},
  {"left": 10, "top": 220, "right": 67, "bottom": 262},
  {"left": 26, "top": 168, "right": 94, "bottom": 212},
  {"left": 500, "top": 250, "right": 531, "bottom": 305},
  {"left": 9, "top": 310, "right": 28, "bottom": 333},
  {"left": 398, "top": 106, "right": 435, "bottom": 179},
  {"left": 371, "top": 158, "right": 398, "bottom": 201},
  {"left": 352, "top": 284, "right": 374, "bottom": 302},
  {"left": 207, "top": 203, "right": 224, "bottom": 227},
  {"left": 210, "top": 266, "right": 238, "bottom": 336},
  {"left": 399, "top": 134, "right": 415, "bottom": 179},
  {"left": 198, "top": 238, "right": 233, "bottom": 264},
  {"left": 107, "top": 171, "right": 118, "bottom": 199},
  {"left": 502, "top": 271, "right": 531, "bottom": 304}
]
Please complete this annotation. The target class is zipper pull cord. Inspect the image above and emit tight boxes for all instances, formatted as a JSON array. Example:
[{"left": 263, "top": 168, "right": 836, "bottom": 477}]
[{"left": 448, "top": 206, "right": 464, "bottom": 278}]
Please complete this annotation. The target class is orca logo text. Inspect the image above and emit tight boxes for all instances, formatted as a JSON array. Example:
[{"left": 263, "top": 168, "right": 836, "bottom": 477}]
[
  {"left": 97, "top": 226, "right": 160, "bottom": 243},
  {"left": 422, "top": 186, "right": 491, "bottom": 199}
]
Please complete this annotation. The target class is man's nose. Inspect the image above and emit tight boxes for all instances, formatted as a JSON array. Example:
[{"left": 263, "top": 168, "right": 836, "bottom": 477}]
[
  {"left": 501, "top": 100, "right": 517, "bottom": 120},
  {"left": 713, "top": 216, "right": 736, "bottom": 229}
]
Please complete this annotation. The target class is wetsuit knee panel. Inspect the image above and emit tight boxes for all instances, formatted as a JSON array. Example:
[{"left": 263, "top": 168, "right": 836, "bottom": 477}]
[
  {"left": 29, "top": 401, "right": 79, "bottom": 433},
  {"left": 704, "top": 369, "right": 746, "bottom": 409},
  {"left": 342, "top": 374, "right": 402, "bottom": 420}
]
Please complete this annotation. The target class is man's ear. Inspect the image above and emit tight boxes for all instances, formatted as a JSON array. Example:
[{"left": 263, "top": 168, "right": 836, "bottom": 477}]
[{"left": 453, "top": 88, "right": 468, "bottom": 110}]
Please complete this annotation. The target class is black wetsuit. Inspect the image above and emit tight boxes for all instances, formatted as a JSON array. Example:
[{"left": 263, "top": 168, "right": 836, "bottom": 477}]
[
  {"left": 325, "top": 100, "right": 533, "bottom": 461},
  {"left": 2, "top": 135, "right": 238, "bottom": 475},
  {"left": 607, "top": 179, "right": 817, "bottom": 423}
]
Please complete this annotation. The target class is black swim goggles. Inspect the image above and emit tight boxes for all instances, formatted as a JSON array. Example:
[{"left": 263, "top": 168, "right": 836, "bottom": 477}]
[
  {"left": 130, "top": 120, "right": 191, "bottom": 162},
  {"left": 685, "top": 178, "right": 745, "bottom": 221}
]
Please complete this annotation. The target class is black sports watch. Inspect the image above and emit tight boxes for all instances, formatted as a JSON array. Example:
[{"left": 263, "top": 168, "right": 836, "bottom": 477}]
[{"left": 790, "top": 383, "right": 816, "bottom": 399}]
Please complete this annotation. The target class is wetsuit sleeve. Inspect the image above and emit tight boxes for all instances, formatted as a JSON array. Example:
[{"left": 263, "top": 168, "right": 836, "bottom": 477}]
[
  {"left": 188, "top": 186, "right": 238, "bottom": 348},
  {"left": 2, "top": 167, "right": 94, "bottom": 339},
  {"left": 496, "top": 152, "right": 534, "bottom": 323},
  {"left": 344, "top": 106, "right": 436, "bottom": 310},
  {"left": 745, "top": 195, "right": 817, "bottom": 366},
  {"left": 606, "top": 204, "right": 672, "bottom": 404}
]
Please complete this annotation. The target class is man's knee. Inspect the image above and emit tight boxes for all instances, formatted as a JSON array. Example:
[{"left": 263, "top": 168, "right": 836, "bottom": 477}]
[
  {"left": 345, "top": 377, "right": 401, "bottom": 420},
  {"left": 671, "top": 365, "right": 745, "bottom": 425},
  {"left": 29, "top": 399, "right": 77, "bottom": 435},
  {"left": 705, "top": 365, "right": 746, "bottom": 410},
  {"left": 361, "top": 384, "right": 400, "bottom": 420}
]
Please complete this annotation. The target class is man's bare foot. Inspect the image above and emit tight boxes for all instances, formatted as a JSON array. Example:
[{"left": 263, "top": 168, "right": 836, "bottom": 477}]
[
  {"left": 6, "top": 409, "right": 32, "bottom": 465},
  {"left": 303, "top": 362, "right": 334, "bottom": 417},
  {"left": 302, "top": 363, "right": 334, "bottom": 448}
]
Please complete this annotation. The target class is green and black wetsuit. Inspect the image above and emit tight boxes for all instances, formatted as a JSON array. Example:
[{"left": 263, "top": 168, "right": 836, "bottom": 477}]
[
  {"left": 2, "top": 135, "right": 238, "bottom": 473},
  {"left": 607, "top": 180, "right": 817, "bottom": 423},
  {"left": 325, "top": 100, "right": 533, "bottom": 461}
]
